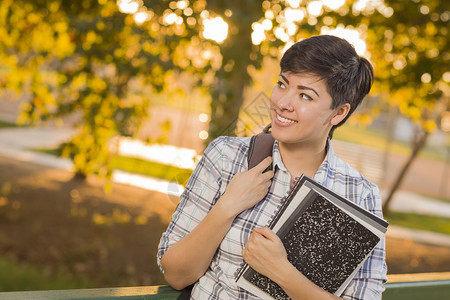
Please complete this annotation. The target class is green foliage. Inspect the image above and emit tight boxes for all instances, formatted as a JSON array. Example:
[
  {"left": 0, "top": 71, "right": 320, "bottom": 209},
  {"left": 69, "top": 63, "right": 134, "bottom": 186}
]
[
  {"left": 0, "top": 0, "right": 173, "bottom": 178},
  {"left": 35, "top": 146, "right": 193, "bottom": 185},
  {"left": 0, "top": 257, "right": 92, "bottom": 292},
  {"left": 141, "top": 0, "right": 449, "bottom": 141},
  {"left": 0, "top": 120, "right": 18, "bottom": 128},
  {"left": 385, "top": 211, "right": 450, "bottom": 235},
  {"left": 110, "top": 155, "right": 192, "bottom": 185},
  {"left": 334, "top": 123, "right": 447, "bottom": 161},
  {"left": 1, "top": 0, "right": 448, "bottom": 180},
  {"left": 367, "top": 0, "right": 449, "bottom": 132}
]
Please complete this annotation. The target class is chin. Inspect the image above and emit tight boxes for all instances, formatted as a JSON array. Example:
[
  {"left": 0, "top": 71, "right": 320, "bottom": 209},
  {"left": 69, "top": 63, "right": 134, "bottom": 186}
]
[{"left": 271, "top": 126, "right": 294, "bottom": 143}]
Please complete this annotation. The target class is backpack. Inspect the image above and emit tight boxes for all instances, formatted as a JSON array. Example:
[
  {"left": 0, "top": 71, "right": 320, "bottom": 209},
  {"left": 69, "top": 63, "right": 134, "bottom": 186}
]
[
  {"left": 177, "top": 124, "right": 275, "bottom": 300},
  {"left": 247, "top": 124, "right": 275, "bottom": 172}
]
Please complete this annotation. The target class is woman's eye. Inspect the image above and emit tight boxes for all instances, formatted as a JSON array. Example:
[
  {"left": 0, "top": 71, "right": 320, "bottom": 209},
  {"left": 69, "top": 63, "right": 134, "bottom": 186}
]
[
  {"left": 300, "top": 93, "right": 313, "bottom": 101},
  {"left": 276, "top": 81, "right": 286, "bottom": 88}
]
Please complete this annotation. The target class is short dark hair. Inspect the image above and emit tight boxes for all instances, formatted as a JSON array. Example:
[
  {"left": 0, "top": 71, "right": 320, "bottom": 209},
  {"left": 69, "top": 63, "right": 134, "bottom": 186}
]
[{"left": 280, "top": 35, "right": 374, "bottom": 138}]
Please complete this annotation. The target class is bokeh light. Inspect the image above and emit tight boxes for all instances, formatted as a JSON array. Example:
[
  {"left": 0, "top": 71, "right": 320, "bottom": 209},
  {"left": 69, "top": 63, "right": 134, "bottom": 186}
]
[
  {"left": 199, "top": 130, "right": 209, "bottom": 140},
  {"left": 117, "top": 0, "right": 139, "bottom": 14},
  {"left": 134, "top": 11, "right": 150, "bottom": 24},
  {"left": 202, "top": 16, "right": 228, "bottom": 43},
  {"left": 321, "top": 26, "right": 367, "bottom": 56},
  {"left": 307, "top": 1, "right": 323, "bottom": 17},
  {"left": 421, "top": 73, "right": 432, "bottom": 83},
  {"left": 198, "top": 113, "right": 209, "bottom": 123},
  {"left": 287, "top": 0, "right": 301, "bottom": 9},
  {"left": 251, "top": 23, "right": 266, "bottom": 45},
  {"left": 322, "top": 0, "right": 346, "bottom": 10}
]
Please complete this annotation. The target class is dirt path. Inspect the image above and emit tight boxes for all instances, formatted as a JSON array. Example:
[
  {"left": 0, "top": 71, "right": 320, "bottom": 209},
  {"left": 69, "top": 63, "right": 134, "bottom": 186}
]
[{"left": 0, "top": 155, "right": 449, "bottom": 289}]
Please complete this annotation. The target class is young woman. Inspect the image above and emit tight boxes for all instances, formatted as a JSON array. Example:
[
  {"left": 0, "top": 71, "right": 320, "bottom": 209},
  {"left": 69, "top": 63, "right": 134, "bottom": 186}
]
[{"left": 157, "top": 35, "right": 386, "bottom": 300}]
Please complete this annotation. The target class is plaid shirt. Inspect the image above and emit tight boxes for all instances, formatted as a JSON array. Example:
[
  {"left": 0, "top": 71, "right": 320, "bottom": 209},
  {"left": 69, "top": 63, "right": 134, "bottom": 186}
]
[{"left": 157, "top": 136, "right": 387, "bottom": 300}]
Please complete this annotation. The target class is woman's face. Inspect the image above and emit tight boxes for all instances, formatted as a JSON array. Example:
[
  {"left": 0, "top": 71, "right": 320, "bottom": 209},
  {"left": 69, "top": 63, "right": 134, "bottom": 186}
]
[{"left": 269, "top": 71, "right": 348, "bottom": 147}]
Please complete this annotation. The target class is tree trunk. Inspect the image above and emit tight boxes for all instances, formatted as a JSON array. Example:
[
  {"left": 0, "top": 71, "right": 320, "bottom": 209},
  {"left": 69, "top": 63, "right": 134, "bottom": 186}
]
[
  {"left": 73, "top": 170, "right": 88, "bottom": 181},
  {"left": 206, "top": 27, "right": 254, "bottom": 144},
  {"left": 381, "top": 105, "right": 397, "bottom": 189},
  {"left": 382, "top": 129, "right": 429, "bottom": 215},
  {"left": 207, "top": 76, "right": 247, "bottom": 143}
]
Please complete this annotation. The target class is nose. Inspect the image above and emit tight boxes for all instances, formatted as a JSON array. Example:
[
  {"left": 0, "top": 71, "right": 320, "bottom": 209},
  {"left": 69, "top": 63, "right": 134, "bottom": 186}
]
[{"left": 276, "top": 94, "right": 294, "bottom": 112}]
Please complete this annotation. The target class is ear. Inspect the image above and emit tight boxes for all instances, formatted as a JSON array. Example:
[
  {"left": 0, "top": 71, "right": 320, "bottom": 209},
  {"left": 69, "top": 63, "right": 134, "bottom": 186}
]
[{"left": 330, "top": 103, "right": 351, "bottom": 126}]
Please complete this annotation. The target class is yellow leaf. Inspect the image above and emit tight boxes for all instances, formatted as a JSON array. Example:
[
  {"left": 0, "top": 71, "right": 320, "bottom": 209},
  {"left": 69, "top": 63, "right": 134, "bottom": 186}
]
[
  {"left": 49, "top": 1, "right": 60, "bottom": 13},
  {"left": 134, "top": 215, "right": 148, "bottom": 225},
  {"left": 96, "top": 21, "right": 105, "bottom": 31},
  {"left": 359, "top": 114, "right": 372, "bottom": 126},
  {"left": 26, "top": 12, "right": 41, "bottom": 24},
  {"left": 86, "top": 30, "right": 97, "bottom": 44},
  {"left": 54, "top": 21, "right": 68, "bottom": 33},
  {"left": 89, "top": 77, "right": 107, "bottom": 93},
  {"left": 112, "top": 209, "right": 131, "bottom": 224},
  {"left": 408, "top": 106, "right": 422, "bottom": 121},
  {"left": 93, "top": 213, "right": 110, "bottom": 225},
  {"left": 423, "top": 120, "right": 437, "bottom": 132},
  {"left": 425, "top": 22, "right": 437, "bottom": 36}
]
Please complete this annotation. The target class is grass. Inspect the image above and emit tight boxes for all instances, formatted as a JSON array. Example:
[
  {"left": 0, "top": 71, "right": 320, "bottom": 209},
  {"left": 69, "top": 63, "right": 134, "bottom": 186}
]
[
  {"left": 110, "top": 156, "right": 192, "bottom": 185},
  {"left": 0, "top": 257, "right": 92, "bottom": 292},
  {"left": 10, "top": 134, "right": 450, "bottom": 292},
  {"left": 34, "top": 129, "right": 450, "bottom": 236},
  {"left": 385, "top": 211, "right": 450, "bottom": 235},
  {"left": 425, "top": 194, "right": 450, "bottom": 204},
  {"left": 38, "top": 148, "right": 60, "bottom": 156},
  {"left": 334, "top": 124, "right": 446, "bottom": 161},
  {"left": 36, "top": 147, "right": 193, "bottom": 185},
  {"left": 0, "top": 120, "right": 18, "bottom": 128},
  {"left": 334, "top": 125, "right": 408, "bottom": 154},
  {"left": 35, "top": 147, "right": 450, "bottom": 236}
]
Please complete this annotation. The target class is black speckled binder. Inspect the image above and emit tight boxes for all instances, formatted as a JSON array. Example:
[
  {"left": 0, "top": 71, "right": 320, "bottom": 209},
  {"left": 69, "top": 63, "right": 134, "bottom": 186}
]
[{"left": 235, "top": 175, "right": 388, "bottom": 300}]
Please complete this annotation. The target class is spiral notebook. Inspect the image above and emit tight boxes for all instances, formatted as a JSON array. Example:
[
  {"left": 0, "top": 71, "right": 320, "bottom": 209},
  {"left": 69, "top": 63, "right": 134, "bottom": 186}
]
[{"left": 235, "top": 175, "right": 388, "bottom": 299}]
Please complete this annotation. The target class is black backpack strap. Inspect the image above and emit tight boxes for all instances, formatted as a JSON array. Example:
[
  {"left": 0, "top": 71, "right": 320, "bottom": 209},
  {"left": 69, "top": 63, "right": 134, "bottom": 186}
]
[
  {"left": 247, "top": 124, "right": 275, "bottom": 172},
  {"left": 177, "top": 284, "right": 194, "bottom": 300}
]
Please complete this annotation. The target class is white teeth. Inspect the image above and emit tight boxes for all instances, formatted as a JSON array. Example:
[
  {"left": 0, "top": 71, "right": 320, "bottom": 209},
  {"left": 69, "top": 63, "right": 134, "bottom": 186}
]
[{"left": 277, "top": 114, "right": 297, "bottom": 124}]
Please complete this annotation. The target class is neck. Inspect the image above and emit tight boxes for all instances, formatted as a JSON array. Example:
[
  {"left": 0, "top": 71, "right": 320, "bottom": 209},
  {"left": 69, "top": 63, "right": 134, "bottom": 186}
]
[{"left": 278, "top": 140, "right": 328, "bottom": 178}]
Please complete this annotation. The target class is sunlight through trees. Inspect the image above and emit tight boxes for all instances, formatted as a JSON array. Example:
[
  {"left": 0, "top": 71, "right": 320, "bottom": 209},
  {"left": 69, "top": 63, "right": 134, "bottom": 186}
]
[{"left": 0, "top": 1, "right": 448, "bottom": 208}]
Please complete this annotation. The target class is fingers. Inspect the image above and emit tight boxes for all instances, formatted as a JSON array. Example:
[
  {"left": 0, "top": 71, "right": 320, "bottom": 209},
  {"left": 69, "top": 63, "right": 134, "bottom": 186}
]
[
  {"left": 222, "top": 157, "right": 274, "bottom": 213},
  {"left": 252, "top": 156, "right": 273, "bottom": 174},
  {"left": 247, "top": 227, "right": 274, "bottom": 247},
  {"left": 253, "top": 158, "right": 274, "bottom": 192},
  {"left": 262, "top": 170, "right": 274, "bottom": 181},
  {"left": 253, "top": 227, "right": 277, "bottom": 241}
]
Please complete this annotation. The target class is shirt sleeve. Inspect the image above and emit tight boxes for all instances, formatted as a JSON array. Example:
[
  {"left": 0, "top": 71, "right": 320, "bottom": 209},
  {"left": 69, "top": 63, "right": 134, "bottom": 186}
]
[
  {"left": 341, "top": 184, "right": 388, "bottom": 300},
  {"left": 156, "top": 137, "right": 227, "bottom": 274}
]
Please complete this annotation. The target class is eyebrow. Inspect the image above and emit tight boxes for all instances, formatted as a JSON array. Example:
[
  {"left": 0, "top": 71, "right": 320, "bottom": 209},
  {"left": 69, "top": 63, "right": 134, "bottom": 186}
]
[{"left": 280, "top": 74, "right": 320, "bottom": 97}]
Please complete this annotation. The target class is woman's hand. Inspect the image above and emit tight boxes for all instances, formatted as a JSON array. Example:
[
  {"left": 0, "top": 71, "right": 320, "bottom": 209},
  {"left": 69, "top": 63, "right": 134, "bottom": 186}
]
[
  {"left": 219, "top": 157, "right": 274, "bottom": 217},
  {"left": 243, "top": 227, "right": 343, "bottom": 300},
  {"left": 242, "top": 227, "right": 289, "bottom": 280}
]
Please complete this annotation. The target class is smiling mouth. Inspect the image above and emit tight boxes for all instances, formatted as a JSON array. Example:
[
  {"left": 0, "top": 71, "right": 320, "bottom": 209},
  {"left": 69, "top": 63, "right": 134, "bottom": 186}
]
[{"left": 276, "top": 114, "right": 297, "bottom": 124}]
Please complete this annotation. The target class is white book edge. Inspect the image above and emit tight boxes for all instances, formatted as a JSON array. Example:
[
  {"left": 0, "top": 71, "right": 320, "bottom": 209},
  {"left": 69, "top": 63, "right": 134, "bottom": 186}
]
[
  {"left": 236, "top": 275, "right": 275, "bottom": 300},
  {"left": 236, "top": 178, "right": 386, "bottom": 298}
]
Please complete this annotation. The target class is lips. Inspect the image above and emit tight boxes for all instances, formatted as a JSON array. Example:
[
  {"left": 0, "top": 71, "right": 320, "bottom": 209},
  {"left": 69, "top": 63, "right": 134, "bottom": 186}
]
[{"left": 276, "top": 113, "right": 297, "bottom": 124}]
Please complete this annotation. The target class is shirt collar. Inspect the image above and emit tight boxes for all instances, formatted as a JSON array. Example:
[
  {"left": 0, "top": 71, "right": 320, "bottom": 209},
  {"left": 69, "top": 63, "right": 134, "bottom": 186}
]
[
  {"left": 313, "top": 139, "right": 336, "bottom": 186},
  {"left": 272, "top": 139, "right": 337, "bottom": 185},
  {"left": 272, "top": 140, "right": 286, "bottom": 173}
]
